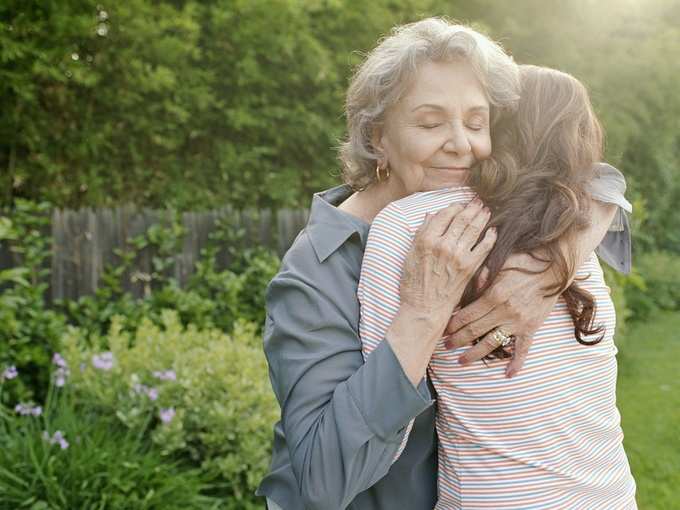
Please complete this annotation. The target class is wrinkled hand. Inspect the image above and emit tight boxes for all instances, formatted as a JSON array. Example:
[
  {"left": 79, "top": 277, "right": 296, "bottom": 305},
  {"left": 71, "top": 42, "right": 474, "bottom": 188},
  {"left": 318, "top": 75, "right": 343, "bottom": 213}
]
[
  {"left": 443, "top": 253, "right": 560, "bottom": 377},
  {"left": 399, "top": 198, "right": 496, "bottom": 341}
]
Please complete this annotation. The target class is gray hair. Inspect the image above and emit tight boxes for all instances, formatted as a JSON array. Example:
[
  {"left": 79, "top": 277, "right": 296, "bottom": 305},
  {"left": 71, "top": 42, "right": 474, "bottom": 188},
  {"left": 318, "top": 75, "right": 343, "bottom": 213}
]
[{"left": 339, "top": 17, "right": 520, "bottom": 190}]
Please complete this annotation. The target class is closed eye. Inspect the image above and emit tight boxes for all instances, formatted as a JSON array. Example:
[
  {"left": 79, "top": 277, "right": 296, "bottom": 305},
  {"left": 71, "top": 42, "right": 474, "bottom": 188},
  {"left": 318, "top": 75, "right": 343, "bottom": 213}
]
[{"left": 419, "top": 123, "right": 442, "bottom": 129}]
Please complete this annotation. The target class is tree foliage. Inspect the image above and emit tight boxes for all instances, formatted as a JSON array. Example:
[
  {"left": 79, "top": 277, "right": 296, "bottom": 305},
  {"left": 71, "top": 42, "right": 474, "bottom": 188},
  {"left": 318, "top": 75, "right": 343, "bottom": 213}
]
[{"left": 1, "top": 0, "right": 678, "bottom": 250}]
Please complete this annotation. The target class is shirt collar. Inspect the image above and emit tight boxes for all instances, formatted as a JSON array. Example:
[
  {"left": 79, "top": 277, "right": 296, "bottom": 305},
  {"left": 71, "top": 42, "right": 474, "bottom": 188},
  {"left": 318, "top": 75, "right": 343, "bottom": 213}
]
[{"left": 306, "top": 185, "right": 369, "bottom": 263}]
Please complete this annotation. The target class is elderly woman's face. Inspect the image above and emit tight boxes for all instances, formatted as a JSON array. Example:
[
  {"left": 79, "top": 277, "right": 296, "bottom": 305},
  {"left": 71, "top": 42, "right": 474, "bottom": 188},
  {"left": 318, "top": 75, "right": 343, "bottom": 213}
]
[{"left": 376, "top": 59, "right": 491, "bottom": 194}]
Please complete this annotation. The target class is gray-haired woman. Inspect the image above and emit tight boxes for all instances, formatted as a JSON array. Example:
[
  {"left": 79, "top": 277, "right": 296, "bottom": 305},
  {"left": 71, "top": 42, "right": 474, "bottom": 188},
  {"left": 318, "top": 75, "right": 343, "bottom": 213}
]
[{"left": 257, "top": 18, "right": 631, "bottom": 510}]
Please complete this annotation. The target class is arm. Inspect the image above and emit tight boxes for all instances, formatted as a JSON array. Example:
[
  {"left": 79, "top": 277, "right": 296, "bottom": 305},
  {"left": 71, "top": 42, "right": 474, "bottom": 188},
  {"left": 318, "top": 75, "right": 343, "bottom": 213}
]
[
  {"left": 445, "top": 164, "right": 630, "bottom": 375},
  {"left": 264, "top": 240, "right": 433, "bottom": 510},
  {"left": 265, "top": 199, "right": 493, "bottom": 508},
  {"left": 359, "top": 204, "right": 417, "bottom": 464},
  {"left": 360, "top": 196, "right": 495, "bottom": 463}
]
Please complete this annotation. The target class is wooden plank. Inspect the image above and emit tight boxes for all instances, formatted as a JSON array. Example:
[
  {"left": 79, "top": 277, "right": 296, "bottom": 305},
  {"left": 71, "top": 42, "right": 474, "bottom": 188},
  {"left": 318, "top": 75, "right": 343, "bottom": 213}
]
[{"left": 4, "top": 204, "right": 312, "bottom": 301}]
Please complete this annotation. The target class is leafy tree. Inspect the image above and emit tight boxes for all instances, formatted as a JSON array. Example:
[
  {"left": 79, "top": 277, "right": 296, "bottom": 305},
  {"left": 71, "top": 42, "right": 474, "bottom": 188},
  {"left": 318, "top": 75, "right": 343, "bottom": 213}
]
[{"left": 1, "top": 0, "right": 678, "bottom": 250}]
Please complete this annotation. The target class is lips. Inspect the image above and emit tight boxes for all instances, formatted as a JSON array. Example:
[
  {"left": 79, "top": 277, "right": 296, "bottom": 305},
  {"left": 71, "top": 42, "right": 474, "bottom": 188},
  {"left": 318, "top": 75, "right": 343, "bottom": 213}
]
[{"left": 431, "top": 166, "right": 470, "bottom": 171}]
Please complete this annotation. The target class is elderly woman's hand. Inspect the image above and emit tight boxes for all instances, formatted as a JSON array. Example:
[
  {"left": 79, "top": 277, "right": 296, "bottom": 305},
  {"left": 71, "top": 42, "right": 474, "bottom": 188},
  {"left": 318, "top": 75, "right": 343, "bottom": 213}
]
[
  {"left": 399, "top": 198, "right": 496, "bottom": 339},
  {"left": 443, "top": 253, "right": 560, "bottom": 377}
]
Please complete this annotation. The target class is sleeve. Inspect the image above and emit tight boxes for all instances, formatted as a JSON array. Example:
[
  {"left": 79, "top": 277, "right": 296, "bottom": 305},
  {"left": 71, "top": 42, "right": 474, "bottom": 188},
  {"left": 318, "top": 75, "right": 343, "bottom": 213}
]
[
  {"left": 264, "top": 234, "right": 433, "bottom": 510},
  {"left": 358, "top": 203, "right": 420, "bottom": 464},
  {"left": 587, "top": 163, "right": 633, "bottom": 274}
]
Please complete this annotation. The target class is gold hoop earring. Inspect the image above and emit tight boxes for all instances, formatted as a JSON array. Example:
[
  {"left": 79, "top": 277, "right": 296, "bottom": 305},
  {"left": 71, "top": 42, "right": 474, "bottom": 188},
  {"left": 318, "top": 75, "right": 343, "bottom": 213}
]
[{"left": 375, "top": 162, "right": 391, "bottom": 182}]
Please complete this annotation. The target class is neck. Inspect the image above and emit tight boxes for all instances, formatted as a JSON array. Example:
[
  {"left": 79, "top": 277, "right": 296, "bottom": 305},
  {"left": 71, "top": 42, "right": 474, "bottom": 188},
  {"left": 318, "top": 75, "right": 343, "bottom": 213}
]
[{"left": 339, "top": 180, "right": 407, "bottom": 224}]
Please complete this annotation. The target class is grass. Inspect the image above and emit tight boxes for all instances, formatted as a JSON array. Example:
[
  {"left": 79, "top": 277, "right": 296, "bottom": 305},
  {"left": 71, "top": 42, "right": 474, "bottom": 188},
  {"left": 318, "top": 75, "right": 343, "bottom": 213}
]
[{"left": 617, "top": 311, "right": 680, "bottom": 510}]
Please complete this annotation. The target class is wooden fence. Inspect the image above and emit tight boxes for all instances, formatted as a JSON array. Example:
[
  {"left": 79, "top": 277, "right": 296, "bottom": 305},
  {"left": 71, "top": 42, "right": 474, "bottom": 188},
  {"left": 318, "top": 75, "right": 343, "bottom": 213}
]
[{"left": 0, "top": 206, "right": 310, "bottom": 302}]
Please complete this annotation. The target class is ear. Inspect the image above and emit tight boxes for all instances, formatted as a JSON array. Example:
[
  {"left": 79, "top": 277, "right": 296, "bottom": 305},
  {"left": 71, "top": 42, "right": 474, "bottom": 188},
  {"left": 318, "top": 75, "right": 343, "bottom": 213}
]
[{"left": 371, "top": 125, "right": 388, "bottom": 165}]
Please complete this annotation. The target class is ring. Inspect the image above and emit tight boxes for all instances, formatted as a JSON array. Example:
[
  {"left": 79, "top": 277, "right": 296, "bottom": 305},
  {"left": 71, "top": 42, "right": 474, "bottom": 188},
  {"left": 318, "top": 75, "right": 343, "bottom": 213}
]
[{"left": 490, "top": 327, "right": 514, "bottom": 348}]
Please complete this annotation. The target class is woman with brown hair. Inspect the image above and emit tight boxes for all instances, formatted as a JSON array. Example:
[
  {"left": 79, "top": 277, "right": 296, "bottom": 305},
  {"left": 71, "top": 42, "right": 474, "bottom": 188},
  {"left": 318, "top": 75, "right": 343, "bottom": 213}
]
[{"left": 359, "top": 64, "right": 637, "bottom": 508}]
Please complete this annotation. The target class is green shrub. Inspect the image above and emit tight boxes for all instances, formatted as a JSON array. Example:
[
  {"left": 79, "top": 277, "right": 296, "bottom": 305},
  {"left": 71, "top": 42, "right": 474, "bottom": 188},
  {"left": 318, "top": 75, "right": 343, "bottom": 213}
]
[
  {"left": 61, "top": 310, "right": 278, "bottom": 509},
  {"left": 0, "top": 368, "right": 218, "bottom": 509},
  {"left": 2, "top": 201, "right": 279, "bottom": 401},
  {"left": 0, "top": 201, "right": 66, "bottom": 403},
  {"left": 59, "top": 208, "right": 280, "bottom": 340},
  {"left": 191, "top": 246, "right": 280, "bottom": 333},
  {"left": 626, "top": 250, "right": 680, "bottom": 321},
  {"left": 602, "top": 265, "right": 630, "bottom": 340}
]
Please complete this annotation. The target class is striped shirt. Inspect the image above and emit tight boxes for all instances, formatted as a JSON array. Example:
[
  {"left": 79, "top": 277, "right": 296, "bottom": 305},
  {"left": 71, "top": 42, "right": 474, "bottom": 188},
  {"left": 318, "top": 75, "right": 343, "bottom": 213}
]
[{"left": 359, "top": 187, "right": 637, "bottom": 509}]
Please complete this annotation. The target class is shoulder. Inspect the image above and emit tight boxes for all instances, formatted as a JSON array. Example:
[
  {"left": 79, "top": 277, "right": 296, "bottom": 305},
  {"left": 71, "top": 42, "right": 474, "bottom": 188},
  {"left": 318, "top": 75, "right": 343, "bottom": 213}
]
[
  {"left": 374, "top": 187, "right": 477, "bottom": 232},
  {"left": 268, "top": 227, "right": 362, "bottom": 328}
]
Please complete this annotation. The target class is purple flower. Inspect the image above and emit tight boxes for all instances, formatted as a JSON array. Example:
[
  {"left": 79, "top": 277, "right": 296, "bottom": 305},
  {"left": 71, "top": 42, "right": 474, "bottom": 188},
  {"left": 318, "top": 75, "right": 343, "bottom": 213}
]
[
  {"left": 15, "top": 403, "right": 42, "bottom": 416},
  {"left": 92, "top": 352, "right": 115, "bottom": 371},
  {"left": 43, "top": 430, "right": 69, "bottom": 450},
  {"left": 132, "top": 383, "right": 159, "bottom": 401},
  {"left": 54, "top": 366, "right": 70, "bottom": 387},
  {"left": 2, "top": 365, "right": 18, "bottom": 381},
  {"left": 52, "top": 353, "right": 68, "bottom": 368},
  {"left": 159, "top": 407, "right": 175, "bottom": 424},
  {"left": 53, "top": 431, "right": 69, "bottom": 450},
  {"left": 152, "top": 369, "right": 176, "bottom": 381}
]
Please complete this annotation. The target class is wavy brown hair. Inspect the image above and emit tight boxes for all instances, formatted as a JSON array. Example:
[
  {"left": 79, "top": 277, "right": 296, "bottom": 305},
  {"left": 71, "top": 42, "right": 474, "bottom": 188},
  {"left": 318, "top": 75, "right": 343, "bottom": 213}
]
[{"left": 464, "top": 65, "right": 606, "bottom": 357}]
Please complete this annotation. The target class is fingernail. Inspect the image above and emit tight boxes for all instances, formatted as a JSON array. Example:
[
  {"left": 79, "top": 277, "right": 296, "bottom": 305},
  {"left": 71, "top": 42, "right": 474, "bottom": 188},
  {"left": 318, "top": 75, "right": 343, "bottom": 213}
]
[
  {"left": 458, "top": 355, "right": 468, "bottom": 365},
  {"left": 506, "top": 367, "right": 515, "bottom": 378}
]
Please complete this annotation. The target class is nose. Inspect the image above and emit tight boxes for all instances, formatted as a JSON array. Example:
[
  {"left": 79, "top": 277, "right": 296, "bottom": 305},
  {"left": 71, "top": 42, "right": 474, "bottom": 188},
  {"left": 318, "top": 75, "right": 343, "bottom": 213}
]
[{"left": 442, "top": 121, "right": 472, "bottom": 156}]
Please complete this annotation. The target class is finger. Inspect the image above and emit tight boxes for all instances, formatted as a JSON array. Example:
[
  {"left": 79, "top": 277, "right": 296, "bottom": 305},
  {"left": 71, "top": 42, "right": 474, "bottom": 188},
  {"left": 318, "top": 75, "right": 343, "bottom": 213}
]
[
  {"left": 425, "top": 202, "right": 468, "bottom": 237},
  {"left": 415, "top": 211, "right": 433, "bottom": 234},
  {"left": 505, "top": 335, "right": 532, "bottom": 378},
  {"left": 476, "top": 266, "right": 490, "bottom": 291},
  {"left": 470, "top": 226, "right": 496, "bottom": 256},
  {"left": 444, "top": 310, "right": 498, "bottom": 348},
  {"left": 457, "top": 329, "right": 507, "bottom": 365},
  {"left": 445, "top": 292, "right": 496, "bottom": 335},
  {"left": 444, "top": 199, "right": 484, "bottom": 240},
  {"left": 463, "top": 227, "right": 496, "bottom": 274},
  {"left": 412, "top": 213, "right": 435, "bottom": 252},
  {"left": 444, "top": 334, "right": 472, "bottom": 350},
  {"left": 438, "top": 212, "right": 493, "bottom": 269},
  {"left": 456, "top": 206, "right": 491, "bottom": 249}
]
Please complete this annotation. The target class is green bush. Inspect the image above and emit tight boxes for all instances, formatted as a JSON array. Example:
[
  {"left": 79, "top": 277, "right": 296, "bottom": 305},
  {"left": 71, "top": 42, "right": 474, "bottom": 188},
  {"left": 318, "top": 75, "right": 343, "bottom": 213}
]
[
  {"left": 0, "top": 201, "right": 66, "bottom": 403},
  {"left": 625, "top": 250, "right": 680, "bottom": 321},
  {"left": 1, "top": 200, "right": 280, "bottom": 401},
  {"left": 194, "top": 246, "right": 280, "bottom": 333},
  {"left": 602, "top": 264, "right": 635, "bottom": 340},
  {"left": 60, "top": 207, "right": 280, "bottom": 340},
  {"left": 59, "top": 244, "right": 279, "bottom": 342},
  {"left": 0, "top": 368, "right": 218, "bottom": 509},
  {"left": 2, "top": 1, "right": 679, "bottom": 255},
  {"left": 61, "top": 310, "right": 278, "bottom": 509}
]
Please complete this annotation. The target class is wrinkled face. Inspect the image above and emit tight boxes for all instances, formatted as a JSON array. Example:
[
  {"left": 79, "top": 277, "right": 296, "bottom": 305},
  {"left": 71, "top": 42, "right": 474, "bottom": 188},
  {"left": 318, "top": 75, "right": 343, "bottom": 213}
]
[{"left": 375, "top": 59, "right": 492, "bottom": 195}]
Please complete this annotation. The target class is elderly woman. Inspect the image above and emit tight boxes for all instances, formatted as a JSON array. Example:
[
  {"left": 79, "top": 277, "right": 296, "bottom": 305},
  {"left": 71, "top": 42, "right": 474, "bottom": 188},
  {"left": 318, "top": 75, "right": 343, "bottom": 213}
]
[{"left": 257, "top": 18, "right": 631, "bottom": 510}]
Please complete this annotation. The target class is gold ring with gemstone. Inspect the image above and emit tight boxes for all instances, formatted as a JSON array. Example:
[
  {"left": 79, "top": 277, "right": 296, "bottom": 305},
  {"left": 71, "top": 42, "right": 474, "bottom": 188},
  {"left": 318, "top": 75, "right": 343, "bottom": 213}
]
[{"left": 490, "top": 327, "right": 514, "bottom": 348}]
